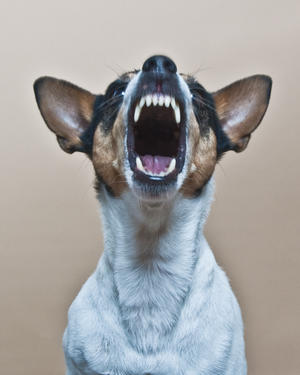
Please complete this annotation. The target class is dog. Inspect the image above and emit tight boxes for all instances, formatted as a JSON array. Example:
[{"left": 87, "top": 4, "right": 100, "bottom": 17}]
[{"left": 34, "top": 55, "right": 272, "bottom": 375}]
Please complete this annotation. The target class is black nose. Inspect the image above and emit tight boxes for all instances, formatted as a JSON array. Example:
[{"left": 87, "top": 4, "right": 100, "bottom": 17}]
[{"left": 142, "top": 55, "right": 177, "bottom": 74}]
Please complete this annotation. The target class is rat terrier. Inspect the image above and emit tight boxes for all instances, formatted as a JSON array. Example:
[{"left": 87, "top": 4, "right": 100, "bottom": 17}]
[{"left": 34, "top": 55, "right": 272, "bottom": 375}]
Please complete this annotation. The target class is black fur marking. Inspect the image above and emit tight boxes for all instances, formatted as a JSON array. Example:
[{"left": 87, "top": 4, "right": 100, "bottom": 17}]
[
  {"left": 82, "top": 72, "right": 139, "bottom": 153},
  {"left": 186, "top": 77, "right": 232, "bottom": 159},
  {"left": 93, "top": 78, "right": 130, "bottom": 134},
  {"left": 81, "top": 75, "right": 134, "bottom": 193},
  {"left": 80, "top": 76, "right": 130, "bottom": 156},
  {"left": 80, "top": 76, "right": 131, "bottom": 157},
  {"left": 80, "top": 95, "right": 105, "bottom": 157}
]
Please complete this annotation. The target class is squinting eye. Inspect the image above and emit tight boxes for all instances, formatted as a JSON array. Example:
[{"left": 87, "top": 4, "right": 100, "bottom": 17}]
[{"left": 113, "top": 87, "right": 125, "bottom": 97}]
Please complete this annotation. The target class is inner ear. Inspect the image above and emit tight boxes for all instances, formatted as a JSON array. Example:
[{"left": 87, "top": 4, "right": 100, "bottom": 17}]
[
  {"left": 34, "top": 77, "right": 97, "bottom": 153},
  {"left": 213, "top": 75, "right": 272, "bottom": 152}
]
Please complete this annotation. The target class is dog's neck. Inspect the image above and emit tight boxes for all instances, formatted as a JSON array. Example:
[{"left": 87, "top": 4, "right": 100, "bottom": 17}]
[{"left": 97, "top": 179, "right": 215, "bottom": 353}]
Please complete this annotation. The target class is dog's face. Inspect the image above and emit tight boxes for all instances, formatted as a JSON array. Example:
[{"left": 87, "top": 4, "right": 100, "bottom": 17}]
[{"left": 34, "top": 55, "right": 271, "bottom": 201}]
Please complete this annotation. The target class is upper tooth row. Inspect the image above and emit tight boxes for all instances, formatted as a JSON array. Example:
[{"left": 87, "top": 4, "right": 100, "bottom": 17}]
[{"left": 134, "top": 94, "right": 181, "bottom": 124}]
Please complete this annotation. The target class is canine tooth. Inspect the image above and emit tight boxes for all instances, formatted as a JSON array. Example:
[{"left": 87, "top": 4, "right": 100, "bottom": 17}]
[
  {"left": 174, "top": 104, "right": 181, "bottom": 124},
  {"left": 158, "top": 95, "right": 164, "bottom": 106},
  {"left": 134, "top": 105, "right": 142, "bottom": 122},
  {"left": 165, "top": 95, "right": 171, "bottom": 107},
  {"left": 166, "top": 158, "right": 176, "bottom": 174},
  {"left": 139, "top": 97, "right": 145, "bottom": 108},
  {"left": 136, "top": 156, "right": 144, "bottom": 171},
  {"left": 153, "top": 94, "right": 158, "bottom": 106},
  {"left": 146, "top": 95, "right": 152, "bottom": 107},
  {"left": 171, "top": 97, "right": 176, "bottom": 109}
]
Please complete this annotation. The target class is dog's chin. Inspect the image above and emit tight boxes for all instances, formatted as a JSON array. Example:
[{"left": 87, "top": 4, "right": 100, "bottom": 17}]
[
  {"left": 124, "top": 162, "right": 188, "bottom": 203},
  {"left": 130, "top": 177, "right": 178, "bottom": 203}
]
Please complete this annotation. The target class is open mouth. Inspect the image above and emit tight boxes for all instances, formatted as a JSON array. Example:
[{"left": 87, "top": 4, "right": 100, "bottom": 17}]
[{"left": 127, "top": 93, "right": 186, "bottom": 183}]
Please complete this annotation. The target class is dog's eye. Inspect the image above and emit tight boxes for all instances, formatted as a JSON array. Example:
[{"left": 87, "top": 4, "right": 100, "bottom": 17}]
[
  {"left": 105, "top": 79, "right": 128, "bottom": 99},
  {"left": 191, "top": 89, "right": 202, "bottom": 99},
  {"left": 191, "top": 91, "right": 200, "bottom": 103},
  {"left": 113, "top": 87, "right": 125, "bottom": 97}
]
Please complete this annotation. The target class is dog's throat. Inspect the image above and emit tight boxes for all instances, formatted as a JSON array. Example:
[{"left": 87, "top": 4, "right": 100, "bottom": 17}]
[
  {"left": 96, "top": 178, "right": 215, "bottom": 354},
  {"left": 100, "top": 185, "right": 215, "bottom": 353}
]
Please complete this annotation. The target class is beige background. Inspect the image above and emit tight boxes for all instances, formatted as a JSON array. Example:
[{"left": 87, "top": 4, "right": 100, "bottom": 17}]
[{"left": 1, "top": 0, "right": 299, "bottom": 374}]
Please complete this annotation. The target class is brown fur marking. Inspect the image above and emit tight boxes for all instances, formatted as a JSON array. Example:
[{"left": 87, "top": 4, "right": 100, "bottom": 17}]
[
  {"left": 181, "top": 112, "right": 217, "bottom": 197},
  {"left": 92, "top": 109, "right": 128, "bottom": 196}
]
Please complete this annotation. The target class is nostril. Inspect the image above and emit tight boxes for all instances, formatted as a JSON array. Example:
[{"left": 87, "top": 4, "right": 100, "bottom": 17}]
[
  {"left": 142, "top": 55, "right": 177, "bottom": 74},
  {"left": 143, "top": 58, "right": 157, "bottom": 72},
  {"left": 164, "top": 59, "right": 177, "bottom": 74}
]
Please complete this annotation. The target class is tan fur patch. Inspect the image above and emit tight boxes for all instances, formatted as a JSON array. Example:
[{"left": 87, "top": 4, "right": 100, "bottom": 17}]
[
  {"left": 79, "top": 92, "right": 95, "bottom": 124},
  {"left": 181, "top": 112, "right": 217, "bottom": 197},
  {"left": 92, "top": 110, "right": 128, "bottom": 196}
]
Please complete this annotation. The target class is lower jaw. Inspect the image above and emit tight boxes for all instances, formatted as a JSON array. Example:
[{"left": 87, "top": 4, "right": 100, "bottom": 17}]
[{"left": 131, "top": 175, "right": 178, "bottom": 202}]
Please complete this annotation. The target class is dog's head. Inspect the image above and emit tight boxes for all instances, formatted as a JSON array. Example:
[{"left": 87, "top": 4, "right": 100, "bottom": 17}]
[{"left": 34, "top": 55, "right": 272, "bottom": 201}]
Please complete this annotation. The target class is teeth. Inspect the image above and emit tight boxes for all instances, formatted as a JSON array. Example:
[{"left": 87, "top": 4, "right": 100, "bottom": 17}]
[
  {"left": 146, "top": 95, "right": 152, "bottom": 107},
  {"left": 139, "top": 97, "right": 145, "bottom": 108},
  {"left": 171, "top": 97, "right": 176, "bottom": 110},
  {"left": 133, "top": 95, "right": 180, "bottom": 124},
  {"left": 136, "top": 156, "right": 145, "bottom": 172},
  {"left": 174, "top": 103, "right": 181, "bottom": 124},
  {"left": 166, "top": 158, "right": 176, "bottom": 174},
  {"left": 164, "top": 95, "right": 171, "bottom": 107},
  {"left": 158, "top": 95, "right": 164, "bottom": 106},
  {"left": 134, "top": 105, "right": 142, "bottom": 122}
]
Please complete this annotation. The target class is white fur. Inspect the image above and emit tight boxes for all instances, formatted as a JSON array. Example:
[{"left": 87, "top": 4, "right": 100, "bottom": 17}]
[{"left": 63, "top": 178, "right": 247, "bottom": 374}]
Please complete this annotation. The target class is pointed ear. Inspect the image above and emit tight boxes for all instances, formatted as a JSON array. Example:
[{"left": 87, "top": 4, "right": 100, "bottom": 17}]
[
  {"left": 213, "top": 75, "right": 272, "bottom": 152},
  {"left": 33, "top": 77, "right": 96, "bottom": 153}
]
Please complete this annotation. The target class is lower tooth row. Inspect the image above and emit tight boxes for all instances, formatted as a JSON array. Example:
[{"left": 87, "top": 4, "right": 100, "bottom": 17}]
[{"left": 136, "top": 156, "right": 176, "bottom": 176}]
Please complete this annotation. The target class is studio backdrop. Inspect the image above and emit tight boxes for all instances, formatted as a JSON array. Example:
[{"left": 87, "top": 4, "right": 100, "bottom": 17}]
[{"left": 0, "top": 1, "right": 299, "bottom": 374}]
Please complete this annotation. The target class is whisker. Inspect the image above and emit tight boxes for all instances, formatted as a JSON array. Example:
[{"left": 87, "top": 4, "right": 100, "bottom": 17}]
[
  {"left": 190, "top": 65, "right": 210, "bottom": 77},
  {"left": 104, "top": 64, "right": 122, "bottom": 77},
  {"left": 193, "top": 96, "right": 217, "bottom": 114},
  {"left": 97, "top": 95, "right": 123, "bottom": 111}
]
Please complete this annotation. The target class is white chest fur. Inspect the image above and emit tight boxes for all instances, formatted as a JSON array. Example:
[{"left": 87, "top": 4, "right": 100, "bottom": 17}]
[{"left": 63, "top": 179, "right": 247, "bottom": 375}]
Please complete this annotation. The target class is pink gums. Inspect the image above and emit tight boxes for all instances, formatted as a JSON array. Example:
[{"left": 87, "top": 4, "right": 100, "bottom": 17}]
[{"left": 141, "top": 155, "right": 172, "bottom": 174}]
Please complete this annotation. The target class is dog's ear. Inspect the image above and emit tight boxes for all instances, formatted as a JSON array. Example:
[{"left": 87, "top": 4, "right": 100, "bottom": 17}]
[
  {"left": 33, "top": 77, "right": 96, "bottom": 153},
  {"left": 213, "top": 75, "right": 272, "bottom": 152}
]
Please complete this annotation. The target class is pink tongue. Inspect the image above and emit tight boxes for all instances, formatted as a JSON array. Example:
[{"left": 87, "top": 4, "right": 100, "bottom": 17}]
[{"left": 141, "top": 155, "right": 172, "bottom": 174}]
